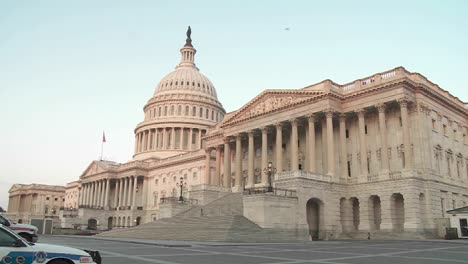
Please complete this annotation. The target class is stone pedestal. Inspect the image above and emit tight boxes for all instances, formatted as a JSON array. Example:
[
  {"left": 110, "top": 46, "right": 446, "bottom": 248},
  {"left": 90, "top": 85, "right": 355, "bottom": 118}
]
[
  {"left": 243, "top": 193, "right": 298, "bottom": 229},
  {"left": 159, "top": 203, "right": 192, "bottom": 219},
  {"left": 189, "top": 184, "right": 229, "bottom": 206}
]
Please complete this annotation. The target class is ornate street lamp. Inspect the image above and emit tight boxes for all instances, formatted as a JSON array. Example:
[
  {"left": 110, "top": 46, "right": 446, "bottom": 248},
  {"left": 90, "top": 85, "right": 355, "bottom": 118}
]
[
  {"left": 176, "top": 176, "right": 187, "bottom": 202},
  {"left": 263, "top": 162, "right": 277, "bottom": 192}
]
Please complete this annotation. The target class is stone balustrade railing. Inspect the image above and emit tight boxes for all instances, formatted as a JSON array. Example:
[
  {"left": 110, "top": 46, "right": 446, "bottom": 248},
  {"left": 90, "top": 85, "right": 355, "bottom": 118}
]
[{"left": 276, "top": 171, "right": 332, "bottom": 182}]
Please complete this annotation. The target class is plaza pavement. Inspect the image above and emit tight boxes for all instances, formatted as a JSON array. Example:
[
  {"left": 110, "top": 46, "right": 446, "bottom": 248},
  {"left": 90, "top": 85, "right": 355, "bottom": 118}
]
[{"left": 39, "top": 235, "right": 468, "bottom": 264}]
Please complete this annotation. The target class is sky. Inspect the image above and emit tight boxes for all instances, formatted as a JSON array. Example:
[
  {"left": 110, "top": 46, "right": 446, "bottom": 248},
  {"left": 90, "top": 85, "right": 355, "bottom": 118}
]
[{"left": 0, "top": 0, "right": 467, "bottom": 209}]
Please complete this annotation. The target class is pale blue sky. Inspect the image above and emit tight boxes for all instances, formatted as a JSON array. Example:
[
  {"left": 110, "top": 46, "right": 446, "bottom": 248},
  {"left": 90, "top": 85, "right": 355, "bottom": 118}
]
[{"left": 1, "top": 0, "right": 467, "bottom": 208}]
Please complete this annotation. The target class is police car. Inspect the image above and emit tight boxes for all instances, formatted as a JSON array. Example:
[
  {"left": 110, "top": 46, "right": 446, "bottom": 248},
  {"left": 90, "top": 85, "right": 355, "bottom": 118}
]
[{"left": 0, "top": 225, "right": 101, "bottom": 264}]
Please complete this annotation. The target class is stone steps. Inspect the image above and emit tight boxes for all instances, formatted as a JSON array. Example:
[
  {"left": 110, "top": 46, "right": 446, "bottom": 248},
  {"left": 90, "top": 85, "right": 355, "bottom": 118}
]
[{"left": 98, "top": 192, "right": 302, "bottom": 242}]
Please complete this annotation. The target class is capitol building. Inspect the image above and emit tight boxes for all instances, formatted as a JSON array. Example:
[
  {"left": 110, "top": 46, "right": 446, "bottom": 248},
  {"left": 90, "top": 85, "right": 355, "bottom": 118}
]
[{"left": 9, "top": 28, "right": 468, "bottom": 240}]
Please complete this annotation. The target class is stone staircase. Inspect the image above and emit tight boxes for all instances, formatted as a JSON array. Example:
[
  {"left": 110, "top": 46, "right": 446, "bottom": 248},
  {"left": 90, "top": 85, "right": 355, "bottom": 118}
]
[
  {"left": 98, "top": 193, "right": 300, "bottom": 242},
  {"left": 176, "top": 192, "right": 243, "bottom": 218}
]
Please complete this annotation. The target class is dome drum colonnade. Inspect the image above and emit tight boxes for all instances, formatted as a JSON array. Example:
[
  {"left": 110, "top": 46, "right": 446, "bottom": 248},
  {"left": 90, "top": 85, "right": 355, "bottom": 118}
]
[{"left": 203, "top": 98, "right": 413, "bottom": 189}]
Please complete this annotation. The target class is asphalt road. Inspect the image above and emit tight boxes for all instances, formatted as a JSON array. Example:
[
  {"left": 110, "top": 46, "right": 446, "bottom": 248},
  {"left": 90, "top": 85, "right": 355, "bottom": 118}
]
[{"left": 38, "top": 236, "right": 468, "bottom": 264}]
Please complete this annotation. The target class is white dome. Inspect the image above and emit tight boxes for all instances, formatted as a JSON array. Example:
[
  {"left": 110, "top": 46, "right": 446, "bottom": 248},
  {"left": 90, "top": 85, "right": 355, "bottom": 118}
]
[{"left": 154, "top": 67, "right": 218, "bottom": 100}]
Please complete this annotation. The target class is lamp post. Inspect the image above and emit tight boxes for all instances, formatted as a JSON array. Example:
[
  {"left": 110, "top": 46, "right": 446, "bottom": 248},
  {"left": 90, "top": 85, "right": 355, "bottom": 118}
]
[
  {"left": 263, "top": 162, "right": 277, "bottom": 192},
  {"left": 176, "top": 176, "right": 187, "bottom": 202}
]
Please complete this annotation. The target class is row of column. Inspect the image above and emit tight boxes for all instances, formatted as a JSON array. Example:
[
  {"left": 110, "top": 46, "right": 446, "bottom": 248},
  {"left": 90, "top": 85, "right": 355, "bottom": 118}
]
[
  {"left": 79, "top": 179, "right": 110, "bottom": 209},
  {"left": 204, "top": 99, "right": 412, "bottom": 187},
  {"left": 135, "top": 127, "right": 205, "bottom": 153},
  {"left": 112, "top": 176, "right": 139, "bottom": 210}
]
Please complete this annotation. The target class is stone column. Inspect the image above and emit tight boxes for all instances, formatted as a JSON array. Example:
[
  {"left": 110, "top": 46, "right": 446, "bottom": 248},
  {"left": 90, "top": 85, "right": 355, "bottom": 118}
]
[
  {"left": 357, "top": 109, "right": 368, "bottom": 181},
  {"left": 290, "top": 119, "right": 299, "bottom": 171},
  {"left": 142, "top": 177, "right": 149, "bottom": 210},
  {"left": 147, "top": 131, "right": 152, "bottom": 150},
  {"left": 247, "top": 131, "right": 255, "bottom": 188},
  {"left": 198, "top": 129, "right": 203, "bottom": 149},
  {"left": 261, "top": 127, "right": 268, "bottom": 185},
  {"left": 127, "top": 177, "right": 133, "bottom": 207},
  {"left": 91, "top": 182, "right": 96, "bottom": 207},
  {"left": 81, "top": 184, "right": 86, "bottom": 206},
  {"left": 134, "top": 134, "right": 139, "bottom": 153},
  {"left": 113, "top": 180, "right": 119, "bottom": 209},
  {"left": 96, "top": 180, "right": 101, "bottom": 207},
  {"left": 104, "top": 179, "right": 110, "bottom": 209},
  {"left": 235, "top": 134, "right": 242, "bottom": 189},
  {"left": 179, "top": 128, "right": 184, "bottom": 150},
  {"left": 162, "top": 128, "right": 167, "bottom": 149},
  {"left": 326, "top": 110, "right": 335, "bottom": 177},
  {"left": 223, "top": 138, "right": 231, "bottom": 188},
  {"left": 85, "top": 184, "right": 90, "bottom": 207},
  {"left": 141, "top": 131, "right": 146, "bottom": 152},
  {"left": 122, "top": 178, "right": 128, "bottom": 209},
  {"left": 377, "top": 103, "right": 389, "bottom": 172},
  {"left": 204, "top": 148, "right": 211, "bottom": 184},
  {"left": 276, "top": 123, "right": 283, "bottom": 172},
  {"left": 214, "top": 146, "right": 222, "bottom": 185},
  {"left": 188, "top": 128, "right": 193, "bottom": 151},
  {"left": 339, "top": 113, "right": 347, "bottom": 179},
  {"left": 171, "top": 127, "right": 176, "bottom": 150},
  {"left": 308, "top": 115, "right": 316, "bottom": 172},
  {"left": 132, "top": 176, "right": 138, "bottom": 209},
  {"left": 399, "top": 99, "right": 412, "bottom": 169}
]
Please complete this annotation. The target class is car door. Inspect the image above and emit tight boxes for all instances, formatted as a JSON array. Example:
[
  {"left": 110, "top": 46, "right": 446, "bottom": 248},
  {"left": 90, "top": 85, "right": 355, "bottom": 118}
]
[{"left": 0, "top": 227, "right": 35, "bottom": 264}]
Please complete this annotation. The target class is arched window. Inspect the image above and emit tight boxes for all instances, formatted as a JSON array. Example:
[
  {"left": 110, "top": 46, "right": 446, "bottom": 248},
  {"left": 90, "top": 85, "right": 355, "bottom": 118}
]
[
  {"left": 170, "top": 105, "right": 174, "bottom": 115},
  {"left": 158, "top": 107, "right": 161, "bottom": 117},
  {"left": 192, "top": 106, "right": 196, "bottom": 116},
  {"left": 164, "top": 106, "right": 167, "bottom": 116},
  {"left": 211, "top": 110, "right": 214, "bottom": 120},
  {"left": 199, "top": 107, "right": 203, "bottom": 117},
  {"left": 205, "top": 109, "right": 209, "bottom": 119},
  {"left": 185, "top": 106, "right": 189, "bottom": 115},
  {"left": 178, "top": 105, "right": 182, "bottom": 115}
]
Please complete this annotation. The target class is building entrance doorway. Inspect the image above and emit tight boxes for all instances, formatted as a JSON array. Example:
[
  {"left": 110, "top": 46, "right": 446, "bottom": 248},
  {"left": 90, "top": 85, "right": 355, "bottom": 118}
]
[
  {"left": 306, "top": 198, "right": 322, "bottom": 240},
  {"left": 460, "top": 219, "right": 468, "bottom": 237}
]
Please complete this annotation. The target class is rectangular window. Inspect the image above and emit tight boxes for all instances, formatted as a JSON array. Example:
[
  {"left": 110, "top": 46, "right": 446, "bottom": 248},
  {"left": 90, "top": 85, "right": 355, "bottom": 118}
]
[
  {"left": 453, "top": 200, "right": 456, "bottom": 209},
  {"left": 347, "top": 161, "right": 351, "bottom": 177},
  {"left": 441, "top": 198, "right": 445, "bottom": 217},
  {"left": 432, "top": 119, "right": 436, "bottom": 130},
  {"left": 345, "top": 129, "right": 349, "bottom": 138},
  {"left": 255, "top": 148, "right": 261, "bottom": 157},
  {"left": 447, "top": 158, "right": 451, "bottom": 176},
  {"left": 365, "top": 125, "right": 368, "bottom": 135},
  {"left": 193, "top": 172, "right": 197, "bottom": 180},
  {"left": 443, "top": 124, "right": 447, "bottom": 135},
  {"left": 367, "top": 157, "right": 370, "bottom": 173},
  {"left": 399, "top": 117, "right": 402, "bottom": 127}
]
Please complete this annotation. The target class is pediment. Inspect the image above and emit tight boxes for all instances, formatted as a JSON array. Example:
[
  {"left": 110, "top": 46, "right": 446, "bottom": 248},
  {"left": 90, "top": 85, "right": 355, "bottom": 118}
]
[
  {"left": 80, "top": 161, "right": 109, "bottom": 178},
  {"left": 223, "top": 90, "right": 325, "bottom": 125}
]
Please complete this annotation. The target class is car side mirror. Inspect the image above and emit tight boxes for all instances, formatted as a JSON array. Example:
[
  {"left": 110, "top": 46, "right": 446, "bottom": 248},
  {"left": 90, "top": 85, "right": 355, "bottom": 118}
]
[{"left": 4, "top": 221, "right": 10, "bottom": 226}]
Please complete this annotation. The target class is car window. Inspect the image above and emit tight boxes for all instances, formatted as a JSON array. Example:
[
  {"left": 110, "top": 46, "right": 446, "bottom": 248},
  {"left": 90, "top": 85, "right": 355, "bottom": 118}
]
[
  {"left": 0, "top": 228, "right": 18, "bottom": 247},
  {"left": 0, "top": 215, "right": 7, "bottom": 225}
]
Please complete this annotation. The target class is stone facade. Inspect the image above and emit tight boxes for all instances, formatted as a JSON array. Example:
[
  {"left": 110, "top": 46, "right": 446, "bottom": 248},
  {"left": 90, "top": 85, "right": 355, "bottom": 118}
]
[
  {"left": 7, "top": 184, "right": 65, "bottom": 224},
  {"left": 63, "top": 29, "right": 467, "bottom": 239},
  {"left": 64, "top": 181, "right": 79, "bottom": 209}
]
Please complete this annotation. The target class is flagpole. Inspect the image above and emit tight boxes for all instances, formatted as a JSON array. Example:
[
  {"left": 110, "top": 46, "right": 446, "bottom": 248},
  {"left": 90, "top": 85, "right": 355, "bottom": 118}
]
[
  {"left": 100, "top": 140, "right": 104, "bottom": 161},
  {"left": 101, "top": 131, "right": 106, "bottom": 161}
]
